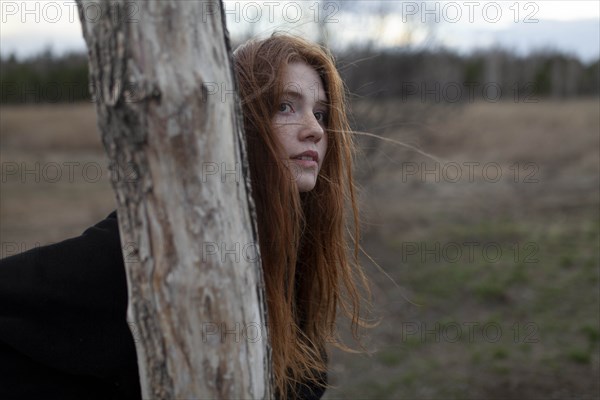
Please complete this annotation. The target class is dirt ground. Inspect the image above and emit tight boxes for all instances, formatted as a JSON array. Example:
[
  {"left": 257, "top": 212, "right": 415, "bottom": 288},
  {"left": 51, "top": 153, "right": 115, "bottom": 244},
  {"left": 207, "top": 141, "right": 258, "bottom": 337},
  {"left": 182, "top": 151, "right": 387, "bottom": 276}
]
[{"left": 1, "top": 99, "right": 598, "bottom": 399}]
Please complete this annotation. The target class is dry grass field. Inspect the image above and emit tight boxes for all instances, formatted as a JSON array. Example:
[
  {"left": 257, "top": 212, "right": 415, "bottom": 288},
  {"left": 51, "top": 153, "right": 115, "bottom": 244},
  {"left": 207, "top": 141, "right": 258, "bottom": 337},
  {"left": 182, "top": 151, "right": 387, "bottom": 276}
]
[{"left": 1, "top": 99, "right": 598, "bottom": 399}]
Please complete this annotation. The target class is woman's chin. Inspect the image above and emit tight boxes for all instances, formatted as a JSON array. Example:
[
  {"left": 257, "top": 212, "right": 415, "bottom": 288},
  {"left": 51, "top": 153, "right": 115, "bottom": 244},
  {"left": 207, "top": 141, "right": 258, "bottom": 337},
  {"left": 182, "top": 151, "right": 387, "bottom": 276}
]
[{"left": 297, "top": 178, "right": 317, "bottom": 193}]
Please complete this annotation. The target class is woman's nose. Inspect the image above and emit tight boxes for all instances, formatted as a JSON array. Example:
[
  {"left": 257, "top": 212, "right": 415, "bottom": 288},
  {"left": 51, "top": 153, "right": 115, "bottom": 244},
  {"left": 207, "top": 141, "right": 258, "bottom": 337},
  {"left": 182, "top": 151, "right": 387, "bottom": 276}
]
[{"left": 300, "top": 112, "right": 325, "bottom": 142}]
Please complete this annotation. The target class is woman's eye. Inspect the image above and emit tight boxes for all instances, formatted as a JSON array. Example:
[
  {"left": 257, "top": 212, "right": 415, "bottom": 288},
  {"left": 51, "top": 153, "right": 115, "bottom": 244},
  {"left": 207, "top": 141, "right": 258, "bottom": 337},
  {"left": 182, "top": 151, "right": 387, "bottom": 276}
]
[
  {"left": 278, "top": 102, "right": 293, "bottom": 113},
  {"left": 314, "top": 111, "right": 327, "bottom": 122}
]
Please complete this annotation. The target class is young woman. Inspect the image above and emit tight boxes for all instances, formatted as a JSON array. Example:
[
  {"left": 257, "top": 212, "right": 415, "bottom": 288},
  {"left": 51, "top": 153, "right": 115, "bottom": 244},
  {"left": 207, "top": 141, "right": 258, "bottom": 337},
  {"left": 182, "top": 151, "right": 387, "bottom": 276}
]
[
  {"left": 234, "top": 33, "right": 371, "bottom": 399},
  {"left": 0, "top": 33, "right": 371, "bottom": 399}
]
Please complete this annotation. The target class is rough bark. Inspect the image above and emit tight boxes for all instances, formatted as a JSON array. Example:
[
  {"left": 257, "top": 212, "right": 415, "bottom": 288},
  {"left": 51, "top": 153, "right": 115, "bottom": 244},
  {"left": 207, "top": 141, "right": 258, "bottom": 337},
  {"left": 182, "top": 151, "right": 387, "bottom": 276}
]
[{"left": 76, "top": 1, "right": 271, "bottom": 398}]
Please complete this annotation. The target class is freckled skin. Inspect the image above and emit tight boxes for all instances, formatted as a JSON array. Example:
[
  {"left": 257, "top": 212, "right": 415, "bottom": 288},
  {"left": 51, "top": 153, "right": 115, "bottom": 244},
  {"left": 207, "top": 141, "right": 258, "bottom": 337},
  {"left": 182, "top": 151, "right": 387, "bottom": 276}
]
[{"left": 272, "top": 62, "right": 328, "bottom": 192}]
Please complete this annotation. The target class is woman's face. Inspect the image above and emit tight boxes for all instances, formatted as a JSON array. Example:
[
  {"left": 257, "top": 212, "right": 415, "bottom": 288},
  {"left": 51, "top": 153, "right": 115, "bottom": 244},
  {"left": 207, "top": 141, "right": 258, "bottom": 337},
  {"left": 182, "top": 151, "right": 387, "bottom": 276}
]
[{"left": 272, "top": 61, "right": 328, "bottom": 192}]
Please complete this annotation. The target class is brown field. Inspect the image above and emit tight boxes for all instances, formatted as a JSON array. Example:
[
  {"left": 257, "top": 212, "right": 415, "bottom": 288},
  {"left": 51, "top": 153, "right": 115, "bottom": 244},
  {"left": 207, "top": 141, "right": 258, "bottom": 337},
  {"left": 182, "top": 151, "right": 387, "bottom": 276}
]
[{"left": 1, "top": 99, "right": 599, "bottom": 399}]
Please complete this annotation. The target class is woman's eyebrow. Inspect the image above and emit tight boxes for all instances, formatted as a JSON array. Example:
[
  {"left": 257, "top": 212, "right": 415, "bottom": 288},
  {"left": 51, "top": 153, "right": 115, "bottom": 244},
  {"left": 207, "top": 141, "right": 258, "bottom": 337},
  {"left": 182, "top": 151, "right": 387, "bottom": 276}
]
[{"left": 282, "top": 89, "right": 329, "bottom": 108}]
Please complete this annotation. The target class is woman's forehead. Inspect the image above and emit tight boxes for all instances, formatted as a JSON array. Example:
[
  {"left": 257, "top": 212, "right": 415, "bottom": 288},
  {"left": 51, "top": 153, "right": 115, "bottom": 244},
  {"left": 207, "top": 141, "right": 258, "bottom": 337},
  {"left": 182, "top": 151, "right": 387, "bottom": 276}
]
[{"left": 280, "top": 62, "right": 328, "bottom": 103}]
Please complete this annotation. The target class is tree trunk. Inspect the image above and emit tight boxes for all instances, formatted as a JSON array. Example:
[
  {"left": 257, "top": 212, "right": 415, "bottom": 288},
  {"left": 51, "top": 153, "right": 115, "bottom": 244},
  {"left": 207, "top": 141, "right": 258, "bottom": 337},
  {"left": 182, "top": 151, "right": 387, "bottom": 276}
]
[{"left": 76, "top": 1, "right": 271, "bottom": 398}]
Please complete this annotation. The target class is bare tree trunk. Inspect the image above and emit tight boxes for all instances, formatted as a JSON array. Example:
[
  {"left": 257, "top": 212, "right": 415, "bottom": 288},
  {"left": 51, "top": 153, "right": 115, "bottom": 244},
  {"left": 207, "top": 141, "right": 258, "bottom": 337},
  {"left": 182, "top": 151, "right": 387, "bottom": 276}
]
[{"left": 76, "top": 1, "right": 271, "bottom": 398}]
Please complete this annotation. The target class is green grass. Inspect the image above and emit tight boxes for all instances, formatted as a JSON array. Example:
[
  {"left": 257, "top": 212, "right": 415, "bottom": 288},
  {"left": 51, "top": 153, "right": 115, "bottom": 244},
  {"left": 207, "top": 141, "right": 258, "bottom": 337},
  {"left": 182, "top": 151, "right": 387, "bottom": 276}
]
[
  {"left": 330, "top": 206, "right": 599, "bottom": 399},
  {"left": 568, "top": 348, "right": 592, "bottom": 364}
]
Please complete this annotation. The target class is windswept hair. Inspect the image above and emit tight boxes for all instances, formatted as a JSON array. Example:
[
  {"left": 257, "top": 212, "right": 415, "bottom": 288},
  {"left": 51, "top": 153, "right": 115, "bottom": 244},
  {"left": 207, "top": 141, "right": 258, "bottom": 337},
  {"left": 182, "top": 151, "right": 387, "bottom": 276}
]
[{"left": 233, "top": 33, "right": 372, "bottom": 399}]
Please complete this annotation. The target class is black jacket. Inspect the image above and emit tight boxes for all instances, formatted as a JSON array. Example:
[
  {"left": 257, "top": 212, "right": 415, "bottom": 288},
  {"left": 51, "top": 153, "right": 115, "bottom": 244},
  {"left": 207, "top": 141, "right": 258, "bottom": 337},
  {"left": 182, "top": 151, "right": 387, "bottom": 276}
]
[
  {"left": 0, "top": 211, "right": 326, "bottom": 399},
  {"left": 0, "top": 211, "right": 140, "bottom": 399}
]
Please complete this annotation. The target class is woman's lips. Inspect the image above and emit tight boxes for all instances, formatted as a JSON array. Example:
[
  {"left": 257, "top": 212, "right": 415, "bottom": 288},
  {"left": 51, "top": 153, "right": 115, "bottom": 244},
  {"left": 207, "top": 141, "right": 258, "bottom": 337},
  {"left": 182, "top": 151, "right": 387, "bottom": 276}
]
[
  {"left": 291, "top": 158, "right": 318, "bottom": 168},
  {"left": 291, "top": 150, "right": 319, "bottom": 168}
]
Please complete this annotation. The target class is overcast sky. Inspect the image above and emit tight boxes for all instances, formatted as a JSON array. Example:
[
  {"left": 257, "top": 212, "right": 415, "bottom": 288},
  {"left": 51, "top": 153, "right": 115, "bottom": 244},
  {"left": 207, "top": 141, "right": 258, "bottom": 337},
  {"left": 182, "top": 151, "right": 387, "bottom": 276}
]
[{"left": 1, "top": 1, "right": 598, "bottom": 62}]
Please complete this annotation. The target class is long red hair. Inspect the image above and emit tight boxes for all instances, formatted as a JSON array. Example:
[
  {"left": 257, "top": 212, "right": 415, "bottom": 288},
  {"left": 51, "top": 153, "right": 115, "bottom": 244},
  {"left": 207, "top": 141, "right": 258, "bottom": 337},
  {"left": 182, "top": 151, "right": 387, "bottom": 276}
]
[{"left": 233, "top": 33, "right": 372, "bottom": 399}]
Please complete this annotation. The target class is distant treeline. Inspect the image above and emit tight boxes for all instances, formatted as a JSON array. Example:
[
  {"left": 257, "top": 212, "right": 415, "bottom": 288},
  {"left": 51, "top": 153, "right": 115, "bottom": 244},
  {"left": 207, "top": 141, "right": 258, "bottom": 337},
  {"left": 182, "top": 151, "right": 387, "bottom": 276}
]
[
  {"left": 339, "top": 48, "right": 599, "bottom": 102},
  {"left": 1, "top": 48, "right": 598, "bottom": 104},
  {"left": 1, "top": 50, "right": 89, "bottom": 104}
]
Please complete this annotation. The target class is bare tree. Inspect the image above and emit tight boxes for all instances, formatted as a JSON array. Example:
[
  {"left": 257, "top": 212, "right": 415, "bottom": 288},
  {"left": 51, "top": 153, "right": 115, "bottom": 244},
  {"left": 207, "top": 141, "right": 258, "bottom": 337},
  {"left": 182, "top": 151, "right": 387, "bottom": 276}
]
[{"left": 76, "top": 1, "right": 271, "bottom": 398}]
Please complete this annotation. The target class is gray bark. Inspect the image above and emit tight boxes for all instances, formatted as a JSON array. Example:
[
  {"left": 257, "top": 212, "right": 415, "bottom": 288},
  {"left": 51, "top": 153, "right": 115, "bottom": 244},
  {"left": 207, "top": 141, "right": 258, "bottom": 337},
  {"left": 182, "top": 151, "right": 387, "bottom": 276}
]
[{"left": 76, "top": 1, "right": 271, "bottom": 398}]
